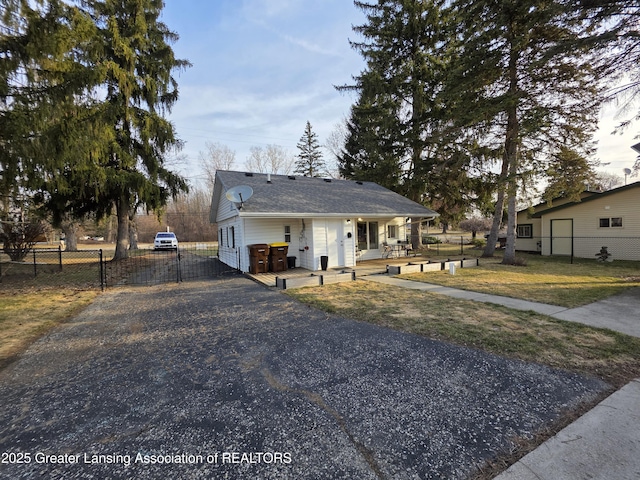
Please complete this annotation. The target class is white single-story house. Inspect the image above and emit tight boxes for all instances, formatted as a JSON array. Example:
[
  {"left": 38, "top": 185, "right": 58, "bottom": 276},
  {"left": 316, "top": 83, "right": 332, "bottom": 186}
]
[
  {"left": 209, "top": 170, "right": 439, "bottom": 272},
  {"left": 516, "top": 181, "right": 640, "bottom": 260}
]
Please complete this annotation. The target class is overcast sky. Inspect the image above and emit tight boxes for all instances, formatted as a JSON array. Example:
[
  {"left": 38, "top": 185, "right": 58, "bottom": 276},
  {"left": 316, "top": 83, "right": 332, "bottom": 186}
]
[{"left": 161, "top": 0, "right": 639, "bottom": 189}]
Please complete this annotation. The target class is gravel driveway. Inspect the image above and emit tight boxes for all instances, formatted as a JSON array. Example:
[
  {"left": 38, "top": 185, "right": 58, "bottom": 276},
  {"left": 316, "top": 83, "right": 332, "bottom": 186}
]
[{"left": 0, "top": 277, "right": 608, "bottom": 479}]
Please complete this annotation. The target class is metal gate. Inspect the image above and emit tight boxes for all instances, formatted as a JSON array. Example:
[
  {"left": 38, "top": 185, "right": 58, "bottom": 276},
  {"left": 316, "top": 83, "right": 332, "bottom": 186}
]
[{"left": 103, "top": 246, "right": 238, "bottom": 287}]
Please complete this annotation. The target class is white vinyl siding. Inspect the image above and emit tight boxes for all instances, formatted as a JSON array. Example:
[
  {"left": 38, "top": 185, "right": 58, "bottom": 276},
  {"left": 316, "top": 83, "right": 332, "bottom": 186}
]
[{"left": 217, "top": 217, "right": 243, "bottom": 270}]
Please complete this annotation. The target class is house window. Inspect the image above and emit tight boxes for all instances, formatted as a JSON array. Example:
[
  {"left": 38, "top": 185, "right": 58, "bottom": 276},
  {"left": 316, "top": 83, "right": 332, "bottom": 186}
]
[
  {"left": 517, "top": 224, "right": 533, "bottom": 238},
  {"left": 368, "top": 222, "right": 379, "bottom": 249},
  {"left": 599, "top": 217, "right": 623, "bottom": 228},
  {"left": 388, "top": 225, "right": 397, "bottom": 239},
  {"left": 219, "top": 228, "right": 224, "bottom": 247},
  {"left": 230, "top": 226, "right": 235, "bottom": 248},
  {"left": 357, "top": 222, "right": 367, "bottom": 250},
  {"left": 284, "top": 225, "right": 291, "bottom": 243},
  {"left": 226, "top": 227, "right": 229, "bottom": 247},
  {"left": 357, "top": 221, "right": 380, "bottom": 250}
]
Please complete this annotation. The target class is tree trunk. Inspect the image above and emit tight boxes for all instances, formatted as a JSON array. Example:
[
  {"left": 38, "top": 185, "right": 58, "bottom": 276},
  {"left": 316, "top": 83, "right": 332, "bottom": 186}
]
[
  {"left": 113, "top": 195, "right": 130, "bottom": 260},
  {"left": 482, "top": 183, "right": 506, "bottom": 257},
  {"left": 128, "top": 210, "right": 138, "bottom": 250},
  {"left": 503, "top": 189, "right": 517, "bottom": 264},
  {"left": 410, "top": 217, "right": 421, "bottom": 250},
  {"left": 61, "top": 220, "right": 79, "bottom": 251},
  {"left": 485, "top": 27, "right": 520, "bottom": 260},
  {"left": 501, "top": 34, "right": 520, "bottom": 265}
]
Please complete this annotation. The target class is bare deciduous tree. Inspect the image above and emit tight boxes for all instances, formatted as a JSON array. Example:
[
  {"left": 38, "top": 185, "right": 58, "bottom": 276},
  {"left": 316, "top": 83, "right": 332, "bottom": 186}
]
[
  {"left": 323, "top": 119, "right": 348, "bottom": 178},
  {"left": 459, "top": 217, "right": 493, "bottom": 240},
  {"left": 199, "top": 142, "right": 236, "bottom": 192},
  {"left": 244, "top": 145, "right": 295, "bottom": 175}
]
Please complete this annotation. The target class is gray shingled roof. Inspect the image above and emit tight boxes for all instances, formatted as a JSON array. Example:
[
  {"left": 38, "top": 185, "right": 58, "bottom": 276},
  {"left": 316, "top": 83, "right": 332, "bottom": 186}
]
[{"left": 210, "top": 171, "right": 439, "bottom": 220}]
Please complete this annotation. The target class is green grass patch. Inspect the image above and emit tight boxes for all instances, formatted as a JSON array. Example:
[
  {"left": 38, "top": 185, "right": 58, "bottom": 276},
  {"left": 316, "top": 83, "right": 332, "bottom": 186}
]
[
  {"left": 398, "top": 254, "right": 640, "bottom": 308},
  {"left": 286, "top": 280, "right": 640, "bottom": 387},
  {"left": 0, "top": 288, "right": 99, "bottom": 369}
]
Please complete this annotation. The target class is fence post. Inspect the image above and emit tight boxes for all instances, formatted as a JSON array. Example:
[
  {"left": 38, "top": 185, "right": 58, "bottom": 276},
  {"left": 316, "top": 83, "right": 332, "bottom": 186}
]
[
  {"left": 176, "top": 250, "right": 181, "bottom": 283},
  {"left": 33, "top": 249, "right": 37, "bottom": 277},
  {"left": 58, "top": 245, "right": 63, "bottom": 271},
  {"left": 99, "top": 249, "right": 104, "bottom": 291}
]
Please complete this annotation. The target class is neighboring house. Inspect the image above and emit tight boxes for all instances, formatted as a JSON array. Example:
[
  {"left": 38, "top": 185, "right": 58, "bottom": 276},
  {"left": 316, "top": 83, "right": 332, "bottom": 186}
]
[
  {"left": 516, "top": 181, "right": 640, "bottom": 260},
  {"left": 209, "top": 170, "right": 439, "bottom": 272},
  {"left": 515, "top": 190, "right": 599, "bottom": 253}
]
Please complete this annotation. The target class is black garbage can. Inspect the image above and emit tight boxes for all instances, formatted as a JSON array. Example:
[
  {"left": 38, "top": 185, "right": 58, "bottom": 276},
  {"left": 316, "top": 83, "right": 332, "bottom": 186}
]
[
  {"left": 320, "top": 255, "right": 328, "bottom": 271},
  {"left": 287, "top": 256, "right": 296, "bottom": 269}
]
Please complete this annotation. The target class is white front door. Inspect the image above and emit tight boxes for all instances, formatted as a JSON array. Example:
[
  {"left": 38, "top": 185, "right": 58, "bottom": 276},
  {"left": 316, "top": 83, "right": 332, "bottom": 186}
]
[{"left": 326, "top": 220, "right": 345, "bottom": 268}]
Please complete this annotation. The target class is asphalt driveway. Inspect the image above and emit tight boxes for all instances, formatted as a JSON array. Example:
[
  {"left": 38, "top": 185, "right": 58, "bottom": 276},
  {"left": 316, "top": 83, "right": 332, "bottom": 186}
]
[{"left": 0, "top": 277, "right": 608, "bottom": 479}]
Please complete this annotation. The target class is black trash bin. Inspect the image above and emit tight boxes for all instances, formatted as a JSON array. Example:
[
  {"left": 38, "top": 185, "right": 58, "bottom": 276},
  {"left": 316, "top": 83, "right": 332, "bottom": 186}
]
[
  {"left": 320, "top": 255, "right": 328, "bottom": 271},
  {"left": 287, "top": 256, "right": 296, "bottom": 269}
]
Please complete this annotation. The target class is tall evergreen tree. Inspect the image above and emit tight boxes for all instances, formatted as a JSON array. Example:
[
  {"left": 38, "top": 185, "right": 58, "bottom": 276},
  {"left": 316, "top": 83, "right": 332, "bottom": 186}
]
[
  {"left": 295, "top": 121, "right": 325, "bottom": 177},
  {"left": 83, "top": 0, "right": 190, "bottom": 260},
  {"left": 1, "top": 0, "right": 100, "bottom": 252},
  {"left": 449, "top": 0, "right": 603, "bottom": 263},
  {"left": 338, "top": 74, "right": 403, "bottom": 190},
  {"left": 341, "top": 0, "right": 474, "bottom": 248},
  {"left": 1, "top": 0, "right": 190, "bottom": 260}
]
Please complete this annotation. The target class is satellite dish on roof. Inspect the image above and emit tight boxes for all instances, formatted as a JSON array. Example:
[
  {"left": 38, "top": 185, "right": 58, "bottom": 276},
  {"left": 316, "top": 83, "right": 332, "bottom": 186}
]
[{"left": 226, "top": 185, "right": 253, "bottom": 209}]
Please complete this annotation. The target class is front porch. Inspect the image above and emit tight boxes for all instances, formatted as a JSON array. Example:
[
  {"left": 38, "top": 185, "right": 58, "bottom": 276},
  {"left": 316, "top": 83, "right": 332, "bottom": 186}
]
[{"left": 246, "top": 255, "right": 439, "bottom": 289}]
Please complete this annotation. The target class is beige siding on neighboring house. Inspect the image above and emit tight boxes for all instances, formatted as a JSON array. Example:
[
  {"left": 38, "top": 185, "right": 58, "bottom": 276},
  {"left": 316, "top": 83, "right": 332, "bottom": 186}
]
[
  {"left": 540, "top": 188, "right": 640, "bottom": 260},
  {"left": 515, "top": 212, "right": 542, "bottom": 253}
]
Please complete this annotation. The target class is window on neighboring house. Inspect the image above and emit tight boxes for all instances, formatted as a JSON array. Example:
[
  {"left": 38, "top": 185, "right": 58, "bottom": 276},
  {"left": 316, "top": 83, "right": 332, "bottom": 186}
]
[
  {"left": 230, "top": 226, "right": 235, "bottom": 248},
  {"left": 600, "top": 217, "right": 623, "bottom": 228},
  {"left": 388, "top": 225, "right": 397, "bottom": 239},
  {"left": 219, "top": 228, "right": 224, "bottom": 247},
  {"left": 226, "top": 227, "right": 229, "bottom": 247},
  {"left": 517, "top": 224, "right": 533, "bottom": 238},
  {"left": 284, "top": 225, "right": 291, "bottom": 243}
]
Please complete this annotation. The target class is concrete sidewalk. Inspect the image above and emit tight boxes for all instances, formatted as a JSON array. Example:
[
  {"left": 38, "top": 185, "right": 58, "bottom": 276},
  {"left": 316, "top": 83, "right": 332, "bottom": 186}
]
[
  {"left": 363, "top": 275, "right": 640, "bottom": 337},
  {"left": 363, "top": 274, "right": 640, "bottom": 480},
  {"left": 496, "top": 379, "right": 640, "bottom": 480}
]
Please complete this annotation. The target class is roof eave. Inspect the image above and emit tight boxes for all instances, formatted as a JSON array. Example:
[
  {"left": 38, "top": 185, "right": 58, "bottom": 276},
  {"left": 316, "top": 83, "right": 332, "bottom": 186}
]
[{"left": 238, "top": 212, "right": 439, "bottom": 219}]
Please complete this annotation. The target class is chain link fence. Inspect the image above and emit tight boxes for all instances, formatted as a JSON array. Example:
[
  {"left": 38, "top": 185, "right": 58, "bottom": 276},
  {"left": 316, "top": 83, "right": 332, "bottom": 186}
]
[
  {"left": 0, "top": 247, "right": 104, "bottom": 288},
  {"left": 515, "top": 236, "right": 640, "bottom": 262},
  {"left": 103, "top": 245, "right": 237, "bottom": 287},
  {"left": 1, "top": 244, "right": 237, "bottom": 289}
]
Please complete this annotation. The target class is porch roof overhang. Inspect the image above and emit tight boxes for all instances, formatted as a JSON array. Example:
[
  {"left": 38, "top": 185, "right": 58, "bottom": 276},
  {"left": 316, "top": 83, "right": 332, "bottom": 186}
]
[{"left": 237, "top": 212, "right": 439, "bottom": 220}]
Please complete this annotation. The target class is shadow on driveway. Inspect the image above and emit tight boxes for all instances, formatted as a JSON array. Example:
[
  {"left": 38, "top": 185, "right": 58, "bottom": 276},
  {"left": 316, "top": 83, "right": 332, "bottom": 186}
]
[{"left": 0, "top": 277, "right": 608, "bottom": 479}]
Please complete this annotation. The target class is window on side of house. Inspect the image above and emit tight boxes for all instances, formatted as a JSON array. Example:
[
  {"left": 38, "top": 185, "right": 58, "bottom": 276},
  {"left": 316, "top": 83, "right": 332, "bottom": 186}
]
[
  {"left": 599, "top": 217, "right": 623, "bottom": 228},
  {"left": 284, "top": 225, "right": 291, "bottom": 243},
  {"left": 230, "top": 226, "right": 235, "bottom": 248},
  {"left": 388, "top": 225, "right": 397, "bottom": 239},
  {"left": 219, "top": 228, "right": 224, "bottom": 247},
  {"left": 516, "top": 224, "right": 533, "bottom": 238}
]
